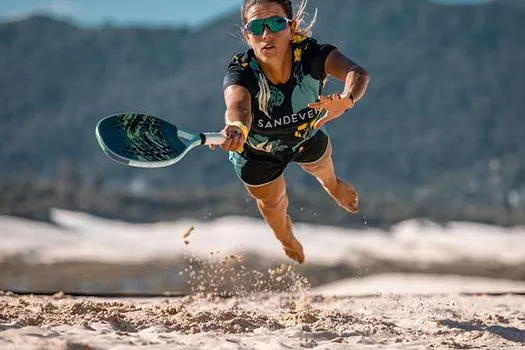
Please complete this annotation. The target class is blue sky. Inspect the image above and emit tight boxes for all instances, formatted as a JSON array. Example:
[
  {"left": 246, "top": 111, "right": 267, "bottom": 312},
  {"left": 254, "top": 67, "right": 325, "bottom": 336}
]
[
  {"left": 0, "top": 0, "right": 242, "bottom": 27},
  {"left": 0, "top": 0, "right": 495, "bottom": 27}
]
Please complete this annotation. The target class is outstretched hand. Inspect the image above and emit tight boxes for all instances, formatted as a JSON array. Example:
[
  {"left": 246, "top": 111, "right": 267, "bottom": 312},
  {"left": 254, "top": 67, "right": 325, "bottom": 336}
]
[
  {"left": 209, "top": 124, "right": 245, "bottom": 152},
  {"left": 308, "top": 93, "right": 354, "bottom": 129}
]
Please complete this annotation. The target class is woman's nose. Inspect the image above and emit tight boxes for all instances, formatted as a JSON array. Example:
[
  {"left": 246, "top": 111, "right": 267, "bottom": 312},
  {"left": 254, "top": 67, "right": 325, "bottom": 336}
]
[{"left": 261, "top": 26, "right": 273, "bottom": 39}]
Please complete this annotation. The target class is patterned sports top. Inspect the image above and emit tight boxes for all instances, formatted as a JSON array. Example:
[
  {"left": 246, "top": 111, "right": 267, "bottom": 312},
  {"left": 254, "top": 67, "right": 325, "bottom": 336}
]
[{"left": 223, "top": 35, "right": 336, "bottom": 155}]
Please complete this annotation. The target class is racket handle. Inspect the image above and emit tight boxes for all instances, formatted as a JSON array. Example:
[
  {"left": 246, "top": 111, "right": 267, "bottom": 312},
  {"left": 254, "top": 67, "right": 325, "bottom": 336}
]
[{"left": 201, "top": 132, "right": 226, "bottom": 146}]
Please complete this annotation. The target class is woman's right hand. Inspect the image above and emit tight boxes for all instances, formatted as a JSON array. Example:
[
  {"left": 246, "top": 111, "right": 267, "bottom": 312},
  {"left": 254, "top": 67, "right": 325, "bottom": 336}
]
[{"left": 209, "top": 124, "right": 245, "bottom": 152}]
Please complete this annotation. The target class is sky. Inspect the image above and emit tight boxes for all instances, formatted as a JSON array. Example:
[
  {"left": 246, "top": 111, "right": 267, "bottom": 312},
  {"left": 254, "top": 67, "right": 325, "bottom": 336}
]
[
  {"left": 0, "top": 0, "right": 243, "bottom": 27},
  {"left": 0, "top": 0, "right": 495, "bottom": 28}
]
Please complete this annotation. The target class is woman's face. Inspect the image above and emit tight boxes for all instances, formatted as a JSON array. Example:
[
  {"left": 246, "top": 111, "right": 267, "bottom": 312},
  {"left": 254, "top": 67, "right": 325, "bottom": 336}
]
[{"left": 243, "top": 3, "right": 295, "bottom": 64}]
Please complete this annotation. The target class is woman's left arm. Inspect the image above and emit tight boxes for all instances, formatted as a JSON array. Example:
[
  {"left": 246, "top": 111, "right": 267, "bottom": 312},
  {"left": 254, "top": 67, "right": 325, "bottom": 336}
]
[
  {"left": 325, "top": 49, "right": 370, "bottom": 103},
  {"left": 308, "top": 49, "right": 370, "bottom": 129}
]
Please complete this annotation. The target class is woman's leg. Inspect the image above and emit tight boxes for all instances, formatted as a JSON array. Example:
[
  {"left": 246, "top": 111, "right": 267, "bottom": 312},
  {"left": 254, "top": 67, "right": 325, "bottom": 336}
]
[
  {"left": 298, "top": 141, "right": 359, "bottom": 213},
  {"left": 245, "top": 175, "right": 305, "bottom": 264}
]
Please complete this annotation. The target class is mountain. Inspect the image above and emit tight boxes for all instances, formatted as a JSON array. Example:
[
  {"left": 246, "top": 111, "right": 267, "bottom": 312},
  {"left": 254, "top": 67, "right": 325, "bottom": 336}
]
[
  {"left": 1, "top": 0, "right": 524, "bottom": 212},
  {"left": 498, "top": 0, "right": 525, "bottom": 8}
]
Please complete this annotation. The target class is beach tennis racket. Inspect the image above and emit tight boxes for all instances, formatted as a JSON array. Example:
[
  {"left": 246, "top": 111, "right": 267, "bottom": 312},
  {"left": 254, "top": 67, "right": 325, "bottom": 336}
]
[{"left": 95, "top": 113, "right": 225, "bottom": 168}]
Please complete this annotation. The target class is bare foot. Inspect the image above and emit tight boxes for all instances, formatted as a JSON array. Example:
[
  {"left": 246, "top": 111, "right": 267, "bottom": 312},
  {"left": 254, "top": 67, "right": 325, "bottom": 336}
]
[
  {"left": 324, "top": 177, "right": 359, "bottom": 213},
  {"left": 283, "top": 239, "right": 304, "bottom": 264},
  {"left": 280, "top": 215, "right": 305, "bottom": 264}
]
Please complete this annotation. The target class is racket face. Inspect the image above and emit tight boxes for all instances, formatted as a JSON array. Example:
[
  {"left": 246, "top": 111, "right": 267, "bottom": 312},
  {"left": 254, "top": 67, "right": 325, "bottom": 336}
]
[{"left": 95, "top": 113, "right": 203, "bottom": 168}]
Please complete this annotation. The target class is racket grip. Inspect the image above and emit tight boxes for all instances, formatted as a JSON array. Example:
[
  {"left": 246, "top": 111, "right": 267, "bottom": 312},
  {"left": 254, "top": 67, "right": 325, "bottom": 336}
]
[{"left": 202, "top": 133, "right": 226, "bottom": 145}]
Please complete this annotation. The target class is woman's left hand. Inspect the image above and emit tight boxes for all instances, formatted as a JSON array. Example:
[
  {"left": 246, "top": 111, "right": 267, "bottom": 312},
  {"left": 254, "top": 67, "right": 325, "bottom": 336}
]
[{"left": 308, "top": 93, "right": 354, "bottom": 129}]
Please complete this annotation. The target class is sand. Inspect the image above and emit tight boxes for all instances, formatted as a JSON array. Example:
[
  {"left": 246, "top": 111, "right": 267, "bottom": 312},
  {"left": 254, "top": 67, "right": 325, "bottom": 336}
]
[
  {"left": 1, "top": 286, "right": 525, "bottom": 349},
  {"left": 2, "top": 210, "right": 525, "bottom": 349}
]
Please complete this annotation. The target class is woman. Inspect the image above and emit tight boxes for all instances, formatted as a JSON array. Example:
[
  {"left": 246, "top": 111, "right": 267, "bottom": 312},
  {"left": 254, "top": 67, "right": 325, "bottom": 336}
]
[{"left": 218, "top": 0, "right": 369, "bottom": 264}]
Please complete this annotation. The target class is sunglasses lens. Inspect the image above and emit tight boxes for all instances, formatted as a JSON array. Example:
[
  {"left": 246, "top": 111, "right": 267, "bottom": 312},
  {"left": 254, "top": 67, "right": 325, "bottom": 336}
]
[
  {"left": 246, "top": 16, "right": 288, "bottom": 35},
  {"left": 267, "top": 17, "right": 287, "bottom": 32},
  {"left": 246, "top": 19, "right": 265, "bottom": 35}
]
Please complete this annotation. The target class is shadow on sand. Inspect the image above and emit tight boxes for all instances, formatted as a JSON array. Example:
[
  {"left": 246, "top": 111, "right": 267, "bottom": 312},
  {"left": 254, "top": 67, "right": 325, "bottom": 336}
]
[{"left": 439, "top": 319, "right": 525, "bottom": 344}]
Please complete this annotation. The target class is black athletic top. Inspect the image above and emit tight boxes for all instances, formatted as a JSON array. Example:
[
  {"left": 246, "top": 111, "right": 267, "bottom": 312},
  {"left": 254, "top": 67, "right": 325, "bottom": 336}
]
[{"left": 223, "top": 35, "right": 336, "bottom": 155}]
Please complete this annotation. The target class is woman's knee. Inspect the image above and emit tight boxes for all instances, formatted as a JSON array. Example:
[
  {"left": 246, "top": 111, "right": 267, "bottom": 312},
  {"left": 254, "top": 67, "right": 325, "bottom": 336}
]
[{"left": 258, "top": 191, "right": 288, "bottom": 210}]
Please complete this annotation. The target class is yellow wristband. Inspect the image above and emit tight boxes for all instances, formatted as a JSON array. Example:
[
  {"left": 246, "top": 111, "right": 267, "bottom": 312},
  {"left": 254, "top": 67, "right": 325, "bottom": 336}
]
[
  {"left": 226, "top": 120, "right": 249, "bottom": 141},
  {"left": 225, "top": 120, "right": 249, "bottom": 153}
]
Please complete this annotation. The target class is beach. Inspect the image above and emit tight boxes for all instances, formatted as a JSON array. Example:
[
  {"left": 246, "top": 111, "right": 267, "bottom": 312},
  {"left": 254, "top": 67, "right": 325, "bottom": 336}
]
[
  {"left": 1, "top": 209, "right": 525, "bottom": 349},
  {"left": 1, "top": 287, "right": 525, "bottom": 349}
]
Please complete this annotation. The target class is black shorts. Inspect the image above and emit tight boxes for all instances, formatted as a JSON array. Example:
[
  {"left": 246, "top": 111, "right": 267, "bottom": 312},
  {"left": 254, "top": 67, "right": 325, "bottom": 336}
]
[{"left": 228, "top": 129, "right": 329, "bottom": 186}]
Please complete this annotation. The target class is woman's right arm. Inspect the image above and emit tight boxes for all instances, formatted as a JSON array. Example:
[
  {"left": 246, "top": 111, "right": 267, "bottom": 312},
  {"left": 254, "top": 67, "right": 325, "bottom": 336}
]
[{"left": 221, "top": 85, "right": 252, "bottom": 152}]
